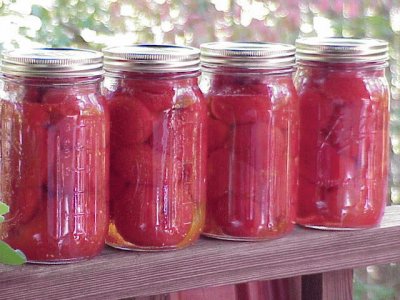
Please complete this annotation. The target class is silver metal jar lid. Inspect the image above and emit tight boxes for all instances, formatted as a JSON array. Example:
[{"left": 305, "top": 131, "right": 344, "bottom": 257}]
[
  {"left": 200, "top": 42, "right": 296, "bottom": 70},
  {"left": 1, "top": 48, "right": 103, "bottom": 77},
  {"left": 295, "top": 37, "right": 388, "bottom": 63},
  {"left": 103, "top": 44, "right": 200, "bottom": 73}
]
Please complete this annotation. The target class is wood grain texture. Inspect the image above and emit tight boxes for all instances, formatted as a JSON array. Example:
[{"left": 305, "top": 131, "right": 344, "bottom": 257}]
[
  {"left": 302, "top": 269, "right": 353, "bottom": 300},
  {"left": 1, "top": 206, "right": 400, "bottom": 300}
]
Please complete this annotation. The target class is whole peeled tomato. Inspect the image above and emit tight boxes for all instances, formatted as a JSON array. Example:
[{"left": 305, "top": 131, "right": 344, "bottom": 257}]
[
  {"left": 21, "top": 103, "right": 49, "bottom": 184},
  {"left": 8, "top": 185, "right": 43, "bottom": 225},
  {"left": 323, "top": 72, "right": 370, "bottom": 103},
  {"left": 120, "top": 77, "right": 175, "bottom": 113},
  {"left": 207, "top": 124, "right": 292, "bottom": 238},
  {"left": 5, "top": 102, "right": 49, "bottom": 224},
  {"left": 111, "top": 144, "right": 183, "bottom": 186},
  {"left": 316, "top": 144, "right": 357, "bottom": 188},
  {"left": 297, "top": 178, "right": 321, "bottom": 220},
  {"left": 210, "top": 94, "right": 269, "bottom": 125},
  {"left": 298, "top": 89, "right": 325, "bottom": 182},
  {"left": 150, "top": 101, "right": 203, "bottom": 165},
  {"left": 207, "top": 117, "right": 230, "bottom": 151},
  {"left": 108, "top": 95, "right": 155, "bottom": 146},
  {"left": 5, "top": 208, "right": 105, "bottom": 261},
  {"left": 114, "top": 184, "right": 194, "bottom": 247},
  {"left": 42, "top": 88, "right": 83, "bottom": 124},
  {"left": 109, "top": 173, "right": 131, "bottom": 219},
  {"left": 207, "top": 148, "right": 229, "bottom": 201},
  {"left": 207, "top": 149, "right": 279, "bottom": 238},
  {"left": 4, "top": 213, "right": 48, "bottom": 261},
  {"left": 299, "top": 88, "right": 334, "bottom": 132},
  {"left": 231, "top": 122, "right": 286, "bottom": 171},
  {"left": 134, "top": 82, "right": 175, "bottom": 113}
]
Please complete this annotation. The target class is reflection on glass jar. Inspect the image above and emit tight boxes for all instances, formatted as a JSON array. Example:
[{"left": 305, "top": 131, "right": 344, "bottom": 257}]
[
  {"left": 295, "top": 38, "right": 389, "bottom": 229},
  {"left": 103, "top": 45, "right": 207, "bottom": 250},
  {"left": 0, "top": 48, "right": 109, "bottom": 263},
  {"left": 200, "top": 42, "right": 298, "bottom": 240}
]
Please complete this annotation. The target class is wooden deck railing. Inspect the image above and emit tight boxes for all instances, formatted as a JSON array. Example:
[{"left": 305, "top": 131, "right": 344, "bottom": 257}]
[{"left": 2, "top": 205, "right": 400, "bottom": 300}]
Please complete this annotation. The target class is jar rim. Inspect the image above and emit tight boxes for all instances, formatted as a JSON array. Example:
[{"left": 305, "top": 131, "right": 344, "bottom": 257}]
[
  {"left": 103, "top": 44, "right": 200, "bottom": 73},
  {"left": 295, "top": 37, "right": 388, "bottom": 63},
  {"left": 1, "top": 48, "right": 104, "bottom": 77},
  {"left": 200, "top": 42, "right": 295, "bottom": 71}
]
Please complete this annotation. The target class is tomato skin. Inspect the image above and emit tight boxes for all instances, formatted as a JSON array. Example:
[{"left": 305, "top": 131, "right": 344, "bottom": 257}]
[
  {"left": 296, "top": 64, "right": 389, "bottom": 229},
  {"left": 0, "top": 78, "right": 109, "bottom": 263}
]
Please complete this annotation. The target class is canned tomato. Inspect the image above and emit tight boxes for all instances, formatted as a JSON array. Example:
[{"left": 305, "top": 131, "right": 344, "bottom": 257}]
[
  {"left": 103, "top": 45, "right": 207, "bottom": 250},
  {"left": 0, "top": 48, "right": 109, "bottom": 263},
  {"left": 295, "top": 38, "right": 389, "bottom": 229}
]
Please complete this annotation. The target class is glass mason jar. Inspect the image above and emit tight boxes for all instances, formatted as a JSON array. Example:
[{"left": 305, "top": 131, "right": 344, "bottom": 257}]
[
  {"left": 103, "top": 45, "right": 207, "bottom": 250},
  {"left": 0, "top": 48, "right": 109, "bottom": 263},
  {"left": 200, "top": 42, "right": 299, "bottom": 240},
  {"left": 295, "top": 38, "right": 389, "bottom": 229}
]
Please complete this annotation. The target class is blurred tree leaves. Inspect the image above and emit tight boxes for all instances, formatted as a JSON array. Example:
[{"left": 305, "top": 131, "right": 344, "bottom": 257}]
[
  {"left": 29, "top": 0, "right": 112, "bottom": 49},
  {"left": 0, "top": 0, "right": 305, "bottom": 51}
]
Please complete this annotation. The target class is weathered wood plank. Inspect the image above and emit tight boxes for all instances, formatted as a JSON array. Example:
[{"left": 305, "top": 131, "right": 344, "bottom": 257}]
[
  {"left": 302, "top": 269, "right": 353, "bottom": 300},
  {"left": 1, "top": 206, "right": 400, "bottom": 300}
]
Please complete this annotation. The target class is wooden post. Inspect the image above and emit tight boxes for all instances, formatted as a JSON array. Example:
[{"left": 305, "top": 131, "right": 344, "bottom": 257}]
[{"left": 302, "top": 269, "right": 353, "bottom": 300}]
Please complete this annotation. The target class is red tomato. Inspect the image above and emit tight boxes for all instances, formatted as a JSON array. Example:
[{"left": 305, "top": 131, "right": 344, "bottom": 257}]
[
  {"left": 42, "top": 88, "right": 79, "bottom": 104},
  {"left": 207, "top": 117, "right": 229, "bottom": 151},
  {"left": 23, "top": 86, "right": 44, "bottom": 103},
  {"left": 4, "top": 214, "right": 48, "bottom": 261},
  {"left": 297, "top": 178, "right": 321, "bottom": 220},
  {"left": 210, "top": 95, "right": 269, "bottom": 125},
  {"left": 114, "top": 184, "right": 194, "bottom": 247},
  {"left": 5, "top": 102, "right": 49, "bottom": 224},
  {"left": 231, "top": 122, "right": 286, "bottom": 170},
  {"left": 150, "top": 102, "right": 203, "bottom": 163},
  {"left": 109, "top": 173, "right": 131, "bottom": 219},
  {"left": 43, "top": 114, "right": 108, "bottom": 258},
  {"left": 108, "top": 96, "right": 154, "bottom": 146},
  {"left": 112, "top": 143, "right": 189, "bottom": 188},
  {"left": 316, "top": 144, "right": 357, "bottom": 188},
  {"left": 8, "top": 186, "right": 43, "bottom": 225},
  {"left": 207, "top": 148, "right": 229, "bottom": 200},
  {"left": 297, "top": 69, "right": 388, "bottom": 229},
  {"left": 298, "top": 90, "right": 326, "bottom": 182},
  {"left": 136, "top": 88, "right": 174, "bottom": 112},
  {"left": 22, "top": 103, "right": 49, "bottom": 183},
  {"left": 299, "top": 88, "right": 334, "bottom": 131},
  {"left": 319, "top": 183, "right": 382, "bottom": 228},
  {"left": 42, "top": 88, "right": 83, "bottom": 123},
  {"left": 207, "top": 146, "right": 292, "bottom": 238},
  {"left": 324, "top": 72, "right": 370, "bottom": 103},
  {"left": 212, "top": 194, "right": 292, "bottom": 238},
  {"left": 111, "top": 144, "right": 163, "bottom": 185},
  {"left": 209, "top": 74, "right": 270, "bottom": 96},
  {"left": 5, "top": 209, "right": 106, "bottom": 261},
  {"left": 323, "top": 101, "right": 364, "bottom": 152},
  {"left": 298, "top": 181, "right": 385, "bottom": 229},
  {"left": 119, "top": 77, "right": 175, "bottom": 112}
]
